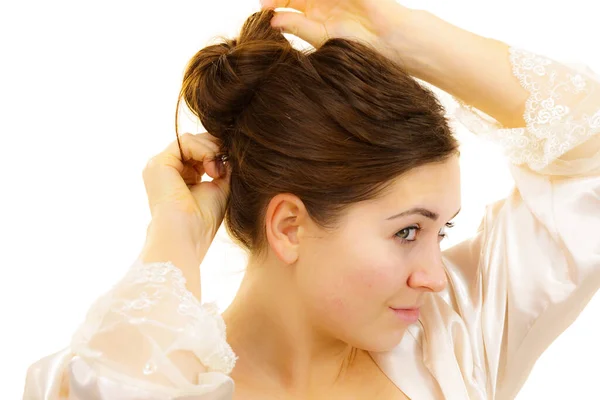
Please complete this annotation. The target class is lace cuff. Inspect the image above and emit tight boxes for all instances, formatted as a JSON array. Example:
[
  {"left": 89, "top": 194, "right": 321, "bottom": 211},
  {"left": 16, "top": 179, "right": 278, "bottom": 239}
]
[
  {"left": 453, "top": 47, "right": 600, "bottom": 171},
  {"left": 70, "top": 258, "right": 237, "bottom": 388}
]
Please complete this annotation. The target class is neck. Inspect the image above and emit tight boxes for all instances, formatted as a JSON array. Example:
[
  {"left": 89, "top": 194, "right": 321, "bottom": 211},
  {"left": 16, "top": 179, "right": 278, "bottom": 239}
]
[{"left": 222, "top": 257, "right": 359, "bottom": 394}]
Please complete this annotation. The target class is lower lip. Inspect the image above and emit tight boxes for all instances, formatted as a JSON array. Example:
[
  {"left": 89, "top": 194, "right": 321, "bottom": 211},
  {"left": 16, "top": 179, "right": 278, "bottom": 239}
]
[{"left": 390, "top": 308, "right": 420, "bottom": 323}]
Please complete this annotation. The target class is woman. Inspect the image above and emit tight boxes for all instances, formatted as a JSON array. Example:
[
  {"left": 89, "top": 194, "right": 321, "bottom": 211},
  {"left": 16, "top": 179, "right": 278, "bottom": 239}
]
[{"left": 23, "top": 1, "right": 600, "bottom": 399}]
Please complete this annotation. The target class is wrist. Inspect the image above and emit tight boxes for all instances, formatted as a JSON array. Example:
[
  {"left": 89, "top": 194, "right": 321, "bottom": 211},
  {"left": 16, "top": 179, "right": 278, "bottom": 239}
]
[
  {"left": 383, "top": 9, "right": 441, "bottom": 75},
  {"left": 386, "top": 9, "right": 482, "bottom": 82},
  {"left": 139, "top": 213, "right": 212, "bottom": 300},
  {"left": 141, "top": 210, "right": 212, "bottom": 268}
]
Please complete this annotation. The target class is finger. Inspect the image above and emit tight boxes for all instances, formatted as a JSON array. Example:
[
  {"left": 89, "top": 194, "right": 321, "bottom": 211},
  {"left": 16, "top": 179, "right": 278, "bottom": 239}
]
[
  {"left": 146, "top": 133, "right": 219, "bottom": 175},
  {"left": 193, "top": 134, "right": 228, "bottom": 179},
  {"left": 173, "top": 132, "right": 220, "bottom": 164},
  {"left": 191, "top": 132, "right": 221, "bottom": 156},
  {"left": 182, "top": 134, "right": 228, "bottom": 183},
  {"left": 271, "top": 11, "right": 328, "bottom": 47},
  {"left": 180, "top": 161, "right": 203, "bottom": 183},
  {"left": 203, "top": 157, "right": 226, "bottom": 181},
  {"left": 261, "top": 0, "right": 306, "bottom": 12}
]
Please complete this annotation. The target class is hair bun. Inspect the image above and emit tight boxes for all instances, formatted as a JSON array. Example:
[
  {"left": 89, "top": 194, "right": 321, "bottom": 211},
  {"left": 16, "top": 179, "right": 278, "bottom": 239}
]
[{"left": 179, "top": 10, "right": 294, "bottom": 147}]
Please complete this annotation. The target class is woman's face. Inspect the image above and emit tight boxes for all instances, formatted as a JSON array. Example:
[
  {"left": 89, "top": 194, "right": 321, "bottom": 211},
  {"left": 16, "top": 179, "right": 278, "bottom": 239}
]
[{"left": 296, "top": 155, "right": 461, "bottom": 352}]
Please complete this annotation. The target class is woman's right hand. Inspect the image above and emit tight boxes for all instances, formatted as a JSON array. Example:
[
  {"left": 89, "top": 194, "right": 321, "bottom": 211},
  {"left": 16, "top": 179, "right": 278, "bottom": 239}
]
[
  {"left": 260, "top": 0, "right": 412, "bottom": 59},
  {"left": 139, "top": 132, "right": 230, "bottom": 300},
  {"left": 142, "top": 132, "right": 230, "bottom": 254}
]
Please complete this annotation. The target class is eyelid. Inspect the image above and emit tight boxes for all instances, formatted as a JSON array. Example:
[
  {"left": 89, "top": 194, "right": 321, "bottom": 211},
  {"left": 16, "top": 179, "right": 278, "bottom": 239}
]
[
  {"left": 395, "top": 225, "right": 421, "bottom": 243},
  {"left": 439, "top": 221, "right": 455, "bottom": 239},
  {"left": 395, "top": 221, "right": 456, "bottom": 244}
]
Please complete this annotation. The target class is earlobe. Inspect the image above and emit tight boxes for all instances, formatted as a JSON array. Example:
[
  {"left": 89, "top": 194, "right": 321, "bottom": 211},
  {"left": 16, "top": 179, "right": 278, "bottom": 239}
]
[{"left": 265, "top": 194, "right": 306, "bottom": 264}]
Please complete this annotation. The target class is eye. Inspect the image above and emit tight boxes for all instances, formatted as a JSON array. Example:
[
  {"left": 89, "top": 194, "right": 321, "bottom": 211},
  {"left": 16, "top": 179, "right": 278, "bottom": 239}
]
[
  {"left": 395, "top": 222, "right": 456, "bottom": 244},
  {"left": 395, "top": 226, "right": 421, "bottom": 243},
  {"left": 439, "top": 222, "right": 455, "bottom": 241}
]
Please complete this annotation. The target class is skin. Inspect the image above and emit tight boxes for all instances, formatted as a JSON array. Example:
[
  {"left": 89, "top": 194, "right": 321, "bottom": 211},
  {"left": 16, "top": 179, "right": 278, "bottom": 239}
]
[{"left": 221, "top": 155, "right": 461, "bottom": 397}]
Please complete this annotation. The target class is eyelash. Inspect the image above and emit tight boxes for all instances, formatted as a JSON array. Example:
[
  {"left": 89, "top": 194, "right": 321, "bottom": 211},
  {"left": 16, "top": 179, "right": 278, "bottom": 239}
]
[{"left": 395, "top": 222, "right": 455, "bottom": 244}]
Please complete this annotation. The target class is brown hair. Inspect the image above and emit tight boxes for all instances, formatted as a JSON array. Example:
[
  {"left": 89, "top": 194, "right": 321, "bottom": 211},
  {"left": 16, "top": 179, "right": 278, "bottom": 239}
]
[{"left": 175, "top": 10, "right": 458, "bottom": 251}]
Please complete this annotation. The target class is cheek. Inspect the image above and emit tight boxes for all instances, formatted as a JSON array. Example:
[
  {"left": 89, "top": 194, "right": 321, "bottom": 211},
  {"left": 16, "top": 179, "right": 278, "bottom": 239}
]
[
  {"left": 346, "top": 258, "right": 400, "bottom": 298},
  {"left": 319, "top": 255, "right": 402, "bottom": 317},
  {"left": 299, "top": 226, "right": 405, "bottom": 322},
  {"left": 298, "top": 219, "right": 413, "bottom": 350},
  {"left": 316, "top": 254, "right": 408, "bottom": 350}
]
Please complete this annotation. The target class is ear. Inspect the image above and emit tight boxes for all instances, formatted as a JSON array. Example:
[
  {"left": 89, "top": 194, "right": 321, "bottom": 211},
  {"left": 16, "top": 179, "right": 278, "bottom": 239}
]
[{"left": 264, "top": 193, "right": 308, "bottom": 264}]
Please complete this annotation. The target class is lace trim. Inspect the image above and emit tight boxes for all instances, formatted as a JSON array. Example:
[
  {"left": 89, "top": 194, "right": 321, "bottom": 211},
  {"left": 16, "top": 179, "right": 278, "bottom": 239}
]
[
  {"left": 71, "top": 260, "right": 237, "bottom": 376},
  {"left": 453, "top": 47, "right": 600, "bottom": 170}
]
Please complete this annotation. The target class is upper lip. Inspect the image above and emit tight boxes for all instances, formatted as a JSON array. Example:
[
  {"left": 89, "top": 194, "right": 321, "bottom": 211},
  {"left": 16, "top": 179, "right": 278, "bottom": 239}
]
[{"left": 390, "top": 306, "right": 421, "bottom": 310}]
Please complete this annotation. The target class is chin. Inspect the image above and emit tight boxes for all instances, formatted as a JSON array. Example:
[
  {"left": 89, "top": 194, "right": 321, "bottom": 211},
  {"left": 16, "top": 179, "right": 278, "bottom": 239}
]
[{"left": 357, "top": 330, "right": 408, "bottom": 353}]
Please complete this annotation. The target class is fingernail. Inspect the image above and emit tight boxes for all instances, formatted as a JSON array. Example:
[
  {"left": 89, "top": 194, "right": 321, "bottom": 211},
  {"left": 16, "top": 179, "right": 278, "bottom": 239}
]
[
  {"left": 219, "top": 162, "right": 230, "bottom": 179},
  {"left": 217, "top": 155, "right": 229, "bottom": 177}
]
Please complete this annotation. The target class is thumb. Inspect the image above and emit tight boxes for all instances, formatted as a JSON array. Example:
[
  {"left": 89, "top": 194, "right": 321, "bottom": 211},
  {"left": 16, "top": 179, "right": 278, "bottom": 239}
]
[
  {"left": 188, "top": 171, "right": 230, "bottom": 230},
  {"left": 202, "top": 156, "right": 231, "bottom": 198},
  {"left": 271, "top": 11, "right": 329, "bottom": 47}
]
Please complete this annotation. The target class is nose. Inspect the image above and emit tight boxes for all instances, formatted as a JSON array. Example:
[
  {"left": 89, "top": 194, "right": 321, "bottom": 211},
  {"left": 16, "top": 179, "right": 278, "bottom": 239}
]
[{"left": 407, "top": 250, "right": 448, "bottom": 293}]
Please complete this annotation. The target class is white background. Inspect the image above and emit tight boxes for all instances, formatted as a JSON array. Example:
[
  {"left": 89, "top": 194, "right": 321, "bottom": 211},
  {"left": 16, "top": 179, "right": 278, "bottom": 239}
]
[{"left": 1, "top": 0, "right": 598, "bottom": 398}]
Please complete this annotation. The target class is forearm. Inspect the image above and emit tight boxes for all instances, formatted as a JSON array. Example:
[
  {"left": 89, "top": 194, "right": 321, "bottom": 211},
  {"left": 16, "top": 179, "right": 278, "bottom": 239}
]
[
  {"left": 139, "top": 212, "right": 211, "bottom": 301},
  {"left": 397, "top": 9, "right": 530, "bottom": 128}
]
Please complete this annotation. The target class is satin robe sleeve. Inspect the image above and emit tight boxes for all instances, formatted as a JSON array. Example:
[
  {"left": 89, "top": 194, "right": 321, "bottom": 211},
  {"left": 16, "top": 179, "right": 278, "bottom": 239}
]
[
  {"left": 23, "top": 258, "right": 238, "bottom": 400},
  {"left": 441, "top": 47, "right": 600, "bottom": 399}
]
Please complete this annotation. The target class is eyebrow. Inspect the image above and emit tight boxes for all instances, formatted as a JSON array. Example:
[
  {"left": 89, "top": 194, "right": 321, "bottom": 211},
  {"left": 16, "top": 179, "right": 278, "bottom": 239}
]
[{"left": 386, "top": 207, "right": 462, "bottom": 221}]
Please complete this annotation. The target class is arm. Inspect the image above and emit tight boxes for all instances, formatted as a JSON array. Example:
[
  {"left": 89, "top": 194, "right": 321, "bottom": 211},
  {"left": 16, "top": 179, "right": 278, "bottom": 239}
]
[
  {"left": 395, "top": 10, "right": 529, "bottom": 129},
  {"left": 396, "top": 9, "right": 600, "bottom": 170},
  {"left": 139, "top": 210, "right": 209, "bottom": 301},
  {"left": 407, "top": 13, "right": 600, "bottom": 400}
]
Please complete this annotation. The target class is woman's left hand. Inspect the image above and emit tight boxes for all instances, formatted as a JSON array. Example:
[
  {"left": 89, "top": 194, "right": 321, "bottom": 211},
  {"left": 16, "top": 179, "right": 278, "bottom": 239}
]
[{"left": 260, "top": 0, "right": 412, "bottom": 59}]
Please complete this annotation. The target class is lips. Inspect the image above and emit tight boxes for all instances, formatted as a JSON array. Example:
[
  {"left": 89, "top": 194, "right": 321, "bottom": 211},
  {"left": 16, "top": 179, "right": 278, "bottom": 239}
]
[{"left": 390, "top": 307, "right": 420, "bottom": 323}]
